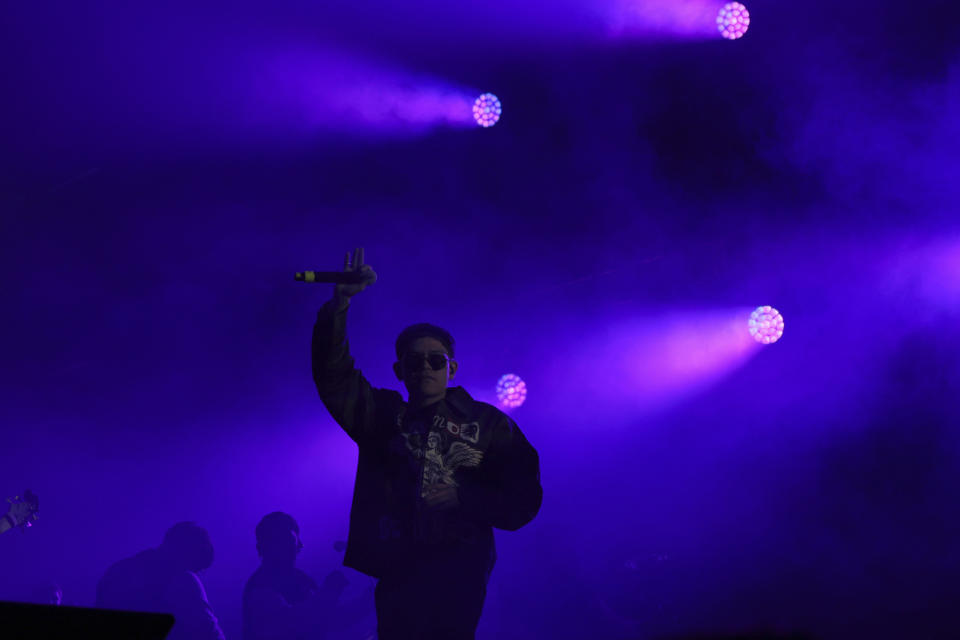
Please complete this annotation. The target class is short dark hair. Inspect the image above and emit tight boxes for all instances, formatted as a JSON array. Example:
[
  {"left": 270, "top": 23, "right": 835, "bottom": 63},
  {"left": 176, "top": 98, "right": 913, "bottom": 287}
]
[
  {"left": 256, "top": 512, "right": 299, "bottom": 546},
  {"left": 395, "top": 323, "right": 455, "bottom": 359}
]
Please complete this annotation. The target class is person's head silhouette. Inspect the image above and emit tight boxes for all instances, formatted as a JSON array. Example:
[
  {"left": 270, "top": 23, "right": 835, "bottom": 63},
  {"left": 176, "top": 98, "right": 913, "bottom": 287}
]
[
  {"left": 255, "top": 512, "right": 303, "bottom": 568},
  {"left": 160, "top": 522, "right": 214, "bottom": 573}
]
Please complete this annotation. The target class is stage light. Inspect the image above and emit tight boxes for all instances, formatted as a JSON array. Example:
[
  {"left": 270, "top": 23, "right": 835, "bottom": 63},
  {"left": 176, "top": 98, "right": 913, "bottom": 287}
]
[
  {"left": 473, "top": 93, "right": 502, "bottom": 128},
  {"left": 748, "top": 306, "right": 784, "bottom": 344},
  {"left": 717, "top": 2, "right": 750, "bottom": 40},
  {"left": 496, "top": 374, "right": 527, "bottom": 409}
]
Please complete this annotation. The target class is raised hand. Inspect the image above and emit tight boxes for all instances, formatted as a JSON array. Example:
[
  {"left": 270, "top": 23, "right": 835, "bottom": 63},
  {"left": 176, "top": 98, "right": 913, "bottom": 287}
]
[
  {"left": 334, "top": 247, "right": 377, "bottom": 300},
  {"left": 2, "top": 491, "right": 39, "bottom": 533}
]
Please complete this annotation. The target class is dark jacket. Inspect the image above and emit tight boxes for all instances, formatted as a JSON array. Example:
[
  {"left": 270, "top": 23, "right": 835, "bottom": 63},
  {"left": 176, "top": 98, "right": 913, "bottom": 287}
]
[
  {"left": 95, "top": 549, "right": 225, "bottom": 640},
  {"left": 311, "top": 299, "right": 542, "bottom": 579},
  {"left": 241, "top": 565, "right": 318, "bottom": 640}
]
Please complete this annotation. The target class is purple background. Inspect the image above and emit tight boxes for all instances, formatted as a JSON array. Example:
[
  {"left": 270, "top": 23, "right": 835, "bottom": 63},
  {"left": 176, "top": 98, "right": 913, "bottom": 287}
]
[{"left": 3, "top": 0, "right": 960, "bottom": 638}]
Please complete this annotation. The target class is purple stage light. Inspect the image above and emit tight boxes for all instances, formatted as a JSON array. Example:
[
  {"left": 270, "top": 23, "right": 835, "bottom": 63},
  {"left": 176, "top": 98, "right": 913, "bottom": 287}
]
[
  {"left": 716, "top": 2, "right": 750, "bottom": 40},
  {"left": 553, "top": 309, "right": 760, "bottom": 418},
  {"left": 496, "top": 374, "right": 527, "bottom": 409},
  {"left": 258, "top": 47, "right": 479, "bottom": 136},
  {"left": 748, "top": 306, "right": 784, "bottom": 344},
  {"left": 473, "top": 93, "right": 502, "bottom": 128}
]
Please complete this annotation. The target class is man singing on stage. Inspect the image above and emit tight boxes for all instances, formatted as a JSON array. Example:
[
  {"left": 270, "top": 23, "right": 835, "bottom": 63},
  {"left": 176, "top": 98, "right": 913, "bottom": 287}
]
[{"left": 311, "top": 247, "right": 542, "bottom": 640}]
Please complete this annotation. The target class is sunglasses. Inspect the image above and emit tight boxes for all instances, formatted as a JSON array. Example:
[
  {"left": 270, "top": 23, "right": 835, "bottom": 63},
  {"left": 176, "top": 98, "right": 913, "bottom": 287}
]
[{"left": 401, "top": 352, "right": 450, "bottom": 371}]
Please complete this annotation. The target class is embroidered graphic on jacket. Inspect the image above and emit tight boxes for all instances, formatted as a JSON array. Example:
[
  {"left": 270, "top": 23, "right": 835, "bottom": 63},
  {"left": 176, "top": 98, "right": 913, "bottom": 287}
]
[
  {"left": 431, "top": 415, "right": 482, "bottom": 444},
  {"left": 420, "top": 438, "right": 484, "bottom": 497},
  {"left": 400, "top": 431, "right": 425, "bottom": 459},
  {"left": 458, "top": 422, "right": 480, "bottom": 444}
]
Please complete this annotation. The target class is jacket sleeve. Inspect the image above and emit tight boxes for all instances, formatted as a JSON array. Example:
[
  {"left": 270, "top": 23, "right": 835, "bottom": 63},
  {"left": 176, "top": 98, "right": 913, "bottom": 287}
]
[
  {"left": 165, "top": 572, "right": 225, "bottom": 640},
  {"left": 311, "top": 298, "right": 383, "bottom": 445},
  {"left": 458, "top": 415, "right": 542, "bottom": 531}
]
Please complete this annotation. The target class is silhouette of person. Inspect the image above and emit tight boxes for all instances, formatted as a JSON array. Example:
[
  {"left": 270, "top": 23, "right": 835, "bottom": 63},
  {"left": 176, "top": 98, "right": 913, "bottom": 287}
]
[
  {"left": 311, "top": 248, "right": 543, "bottom": 640},
  {"left": 95, "top": 521, "right": 225, "bottom": 640},
  {"left": 242, "top": 511, "right": 349, "bottom": 640}
]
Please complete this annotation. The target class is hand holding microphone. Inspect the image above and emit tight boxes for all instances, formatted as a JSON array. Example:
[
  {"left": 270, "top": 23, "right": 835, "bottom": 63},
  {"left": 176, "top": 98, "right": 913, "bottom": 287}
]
[
  {"left": 296, "top": 247, "right": 377, "bottom": 303},
  {"left": 335, "top": 247, "right": 377, "bottom": 299}
]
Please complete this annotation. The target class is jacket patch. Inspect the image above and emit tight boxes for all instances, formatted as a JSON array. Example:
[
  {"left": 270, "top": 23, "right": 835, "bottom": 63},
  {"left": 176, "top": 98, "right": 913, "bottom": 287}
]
[
  {"left": 431, "top": 415, "right": 481, "bottom": 444},
  {"left": 421, "top": 439, "right": 484, "bottom": 495}
]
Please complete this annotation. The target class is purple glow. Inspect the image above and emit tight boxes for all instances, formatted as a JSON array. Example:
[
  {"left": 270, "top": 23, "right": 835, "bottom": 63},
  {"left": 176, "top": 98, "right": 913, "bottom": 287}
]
[
  {"left": 496, "top": 373, "right": 527, "bottom": 409},
  {"left": 257, "top": 47, "right": 477, "bottom": 136},
  {"left": 878, "top": 234, "right": 960, "bottom": 315},
  {"left": 606, "top": 0, "right": 725, "bottom": 39},
  {"left": 554, "top": 309, "right": 761, "bottom": 418},
  {"left": 748, "top": 306, "right": 784, "bottom": 344},
  {"left": 716, "top": 2, "right": 750, "bottom": 40},
  {"left": 473, "top": 93, "right": 502, "bottom": 128}
]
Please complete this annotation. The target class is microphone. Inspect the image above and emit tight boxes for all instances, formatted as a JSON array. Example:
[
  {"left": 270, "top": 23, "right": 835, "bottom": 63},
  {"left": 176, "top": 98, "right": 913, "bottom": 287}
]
[{"left": 294, "top": 271, "right": 367, "bottom": 284}]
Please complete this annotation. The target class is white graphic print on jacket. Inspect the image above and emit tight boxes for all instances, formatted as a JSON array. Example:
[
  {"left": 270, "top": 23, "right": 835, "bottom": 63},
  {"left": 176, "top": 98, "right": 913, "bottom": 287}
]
[{"left": 401, "top": 413, "right": 484, "bottom": 497}]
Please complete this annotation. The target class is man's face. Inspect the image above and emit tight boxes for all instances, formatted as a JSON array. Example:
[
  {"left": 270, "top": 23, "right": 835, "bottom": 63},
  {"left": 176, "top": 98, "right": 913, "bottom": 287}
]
[{"left": 395, "top": 336, "right": 457, "bottom": 400}]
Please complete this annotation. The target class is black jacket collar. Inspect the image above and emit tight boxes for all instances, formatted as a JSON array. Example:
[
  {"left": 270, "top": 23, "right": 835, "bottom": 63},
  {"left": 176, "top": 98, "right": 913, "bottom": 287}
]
[
  {"left": 402, "top": 387, "right": 477, "bottom": 422},
  {"left": 443, "top": 386, "right": 476, "bottom": 419}
]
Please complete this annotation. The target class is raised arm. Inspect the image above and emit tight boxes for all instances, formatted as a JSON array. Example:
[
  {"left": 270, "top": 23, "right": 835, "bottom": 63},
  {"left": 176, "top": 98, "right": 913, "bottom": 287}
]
[{"left": 311, "top": 248, "right": 385, "bottom": 444}]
